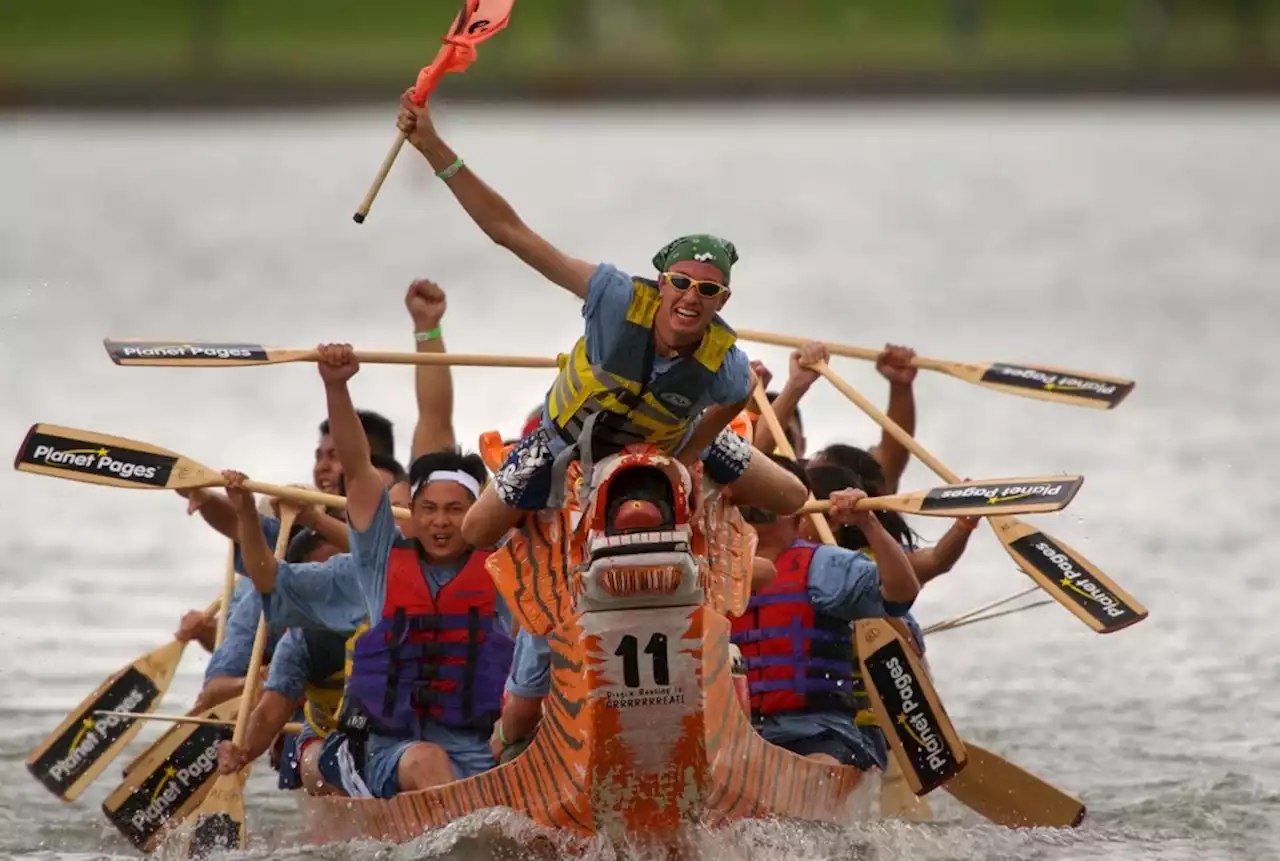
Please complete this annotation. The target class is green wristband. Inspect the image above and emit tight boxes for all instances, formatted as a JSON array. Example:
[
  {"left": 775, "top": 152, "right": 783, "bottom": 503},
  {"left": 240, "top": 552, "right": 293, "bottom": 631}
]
[
  {"left": 435, "top": 157, "right": 464, "bottom": 181},
  {"left": 415, "top": 327, "right": 442, "bottom": 342}
]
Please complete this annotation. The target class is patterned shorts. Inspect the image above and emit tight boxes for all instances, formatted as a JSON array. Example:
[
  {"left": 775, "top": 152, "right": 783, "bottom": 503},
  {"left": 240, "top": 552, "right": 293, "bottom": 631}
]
[
  {"left": 315, "top": 731, "right": 372, "bottom": 798},
  {"left": 702, "top": 425, "right": 753, "bottom": 486},
  {"left": 493, "top": 426, "right": 557, "bottom": 510}
]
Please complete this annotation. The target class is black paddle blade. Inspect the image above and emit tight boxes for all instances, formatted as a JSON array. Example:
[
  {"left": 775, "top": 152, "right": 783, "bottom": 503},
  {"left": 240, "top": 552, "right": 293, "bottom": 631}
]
[
  {"left": 979, "top": 363, "right": 1134, "bottom": 409},
  {"left": 861, "top": 637, "right": 965, "bottom": 795},
  {"left": 104, "top": 339, "right": 270, "bottom": 366},
  {"left": 918, "top": 476, "right": 1084, "bottom": 516},
  {"left": 1004, "top": 530, "right": 1148, "bottom": 633},
  {"left": 187, "top": 812, "right": 242, "bottom": 859},
  {"left": 103, "top": 721, "right": 231, "bottom": 851},
  {"left": 14, "top": 425, "right": 178, "bottom": 489},
  {"left": 27, "top": 668, "right": 161, "bottom": 800}
]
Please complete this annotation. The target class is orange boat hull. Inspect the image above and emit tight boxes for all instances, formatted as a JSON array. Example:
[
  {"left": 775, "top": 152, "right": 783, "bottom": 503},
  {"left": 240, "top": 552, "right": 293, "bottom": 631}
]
[
  {"left": 299, "top": 606, "right": 870, "bottom": 845},
  {"left": 301, "top": 446, "right": 876, "bottom": 845}
]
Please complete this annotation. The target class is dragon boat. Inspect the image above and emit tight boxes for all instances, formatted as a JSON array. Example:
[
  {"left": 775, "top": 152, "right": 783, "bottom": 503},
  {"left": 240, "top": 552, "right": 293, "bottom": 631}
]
[{"left": 300, "top": 444, "right": 876, "bottom": 845}]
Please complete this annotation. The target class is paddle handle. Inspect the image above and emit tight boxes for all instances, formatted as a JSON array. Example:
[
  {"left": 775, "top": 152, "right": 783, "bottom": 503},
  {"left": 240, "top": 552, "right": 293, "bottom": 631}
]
[
  {"left": 236, "top": 479, "right": 412, "bottom": 521},
  {"left": 227, "top": 509, "right": 295, "bottom": 747},
  {"left": 737, "top": 328, "right": 958, "bottom": 372},
  {"left": 97, "top": 711, "right": 231, "bottom": 728},
  {"left": 752, "top": 386, "right": 838, "bottom": 545},
  {"left": 346, "top": 351, "right": 557, "bottom": 368},
  {"left": 926, "top": 600, "right": 1055, "bottom": 636},
  {"left": 798, "top": 494, "right": 976, "bottom": 516},
  {"left": 93, "top": 711, "right": 302, "bottom": 735},
  {"left": 353, "top": 131, "right": 408, "bottom": 224},
  {"left": 738, "top": 329, "right": 878, "bottom": 363},
  {"left": 924, "top": 585, "right": 1039, "bottom": 634},
  {"left": 232, "top": 630, "right": 268, "bottom": 746},
  {"left": 800, "top": 498, "right": 902, "bottom": 515},
  {"left": 814, "top": 361, "right": 961, "bottom": 484},
  {"left": 214, "top": 542, "right": 235, "bottom": 648}
]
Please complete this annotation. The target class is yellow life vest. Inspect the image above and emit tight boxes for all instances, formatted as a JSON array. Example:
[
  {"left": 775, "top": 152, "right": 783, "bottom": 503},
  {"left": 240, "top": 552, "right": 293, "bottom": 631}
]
[
  {"left": 302, "top": 623, "right": 367, "bottom": 739},
  {"left": 545, "top": 277, "right": 738, "bottom": 455}
]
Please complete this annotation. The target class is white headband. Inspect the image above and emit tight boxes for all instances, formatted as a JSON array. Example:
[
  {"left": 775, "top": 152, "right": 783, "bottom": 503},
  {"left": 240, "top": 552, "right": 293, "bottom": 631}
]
[{"left": 412, "top": 469, "right": 481, "bottom": 500}]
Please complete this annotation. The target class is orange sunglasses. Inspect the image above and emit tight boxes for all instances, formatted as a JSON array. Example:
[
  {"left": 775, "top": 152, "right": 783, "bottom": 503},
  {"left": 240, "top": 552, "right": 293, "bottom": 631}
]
[{"left": 662, "top": 271, "right": 730, "bottom": 299}]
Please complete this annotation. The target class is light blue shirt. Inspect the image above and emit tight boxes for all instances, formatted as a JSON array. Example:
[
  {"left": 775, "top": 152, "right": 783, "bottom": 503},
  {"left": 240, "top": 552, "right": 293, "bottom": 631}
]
[
  {"left": 505, "top": 630, "right": 553, "bottom": 699},
  {"left": 805, "top": 544, "right": 914, "bottom": 620},
  {"left": 262, "top": 553, "right": 366, "bottom": 636},
  {"left": 205, "top": 514, "right": 285, "bottom": 682},
  {"left": 754, "top": 542, "right": 914, "bottom": 770},
  {"left": 538, "top": 263, "right": 754, "bottom": 455},
  {"left": 204, "top": 578, "right": 287, "bottom": 682},
  {"left": 263, "top": 628, "right": 311, "bottom": 702}
]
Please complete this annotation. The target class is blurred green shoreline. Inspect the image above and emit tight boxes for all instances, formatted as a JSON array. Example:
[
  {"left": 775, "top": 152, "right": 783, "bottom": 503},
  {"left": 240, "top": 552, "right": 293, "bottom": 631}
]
[{"left": 3, "top": 0, "right": 1279, "bottom": 107}]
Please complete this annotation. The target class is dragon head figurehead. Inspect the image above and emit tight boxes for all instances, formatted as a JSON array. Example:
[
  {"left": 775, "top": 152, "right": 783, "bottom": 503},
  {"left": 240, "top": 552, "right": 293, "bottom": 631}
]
[
  {"left": 577, "top": 444, "right": 704, "bottom": 611},
  {"left": 487, "top": 441, "right": 755, "bottom": 636}
]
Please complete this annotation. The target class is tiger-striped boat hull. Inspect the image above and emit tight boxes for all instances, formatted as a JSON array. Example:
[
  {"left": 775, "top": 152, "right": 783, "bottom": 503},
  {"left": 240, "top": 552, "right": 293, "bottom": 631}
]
[
  {"left": 299, "top": 604, "right": 871, "bottom": 845},
  {"left": 301, "top": 445, "right": 875, "bottom": 845}
]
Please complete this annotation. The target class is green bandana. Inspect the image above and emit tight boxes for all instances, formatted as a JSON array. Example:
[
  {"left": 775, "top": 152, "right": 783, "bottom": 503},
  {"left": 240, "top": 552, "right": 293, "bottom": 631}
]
[{"left": 651, "top": 234, "right": 739, "bottom": 284}]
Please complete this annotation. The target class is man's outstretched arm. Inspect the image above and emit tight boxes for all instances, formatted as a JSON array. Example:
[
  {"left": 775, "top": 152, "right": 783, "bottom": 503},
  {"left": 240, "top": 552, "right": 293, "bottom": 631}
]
[{"left": 398, "top": 93, "right": 595, "bottom": 300}]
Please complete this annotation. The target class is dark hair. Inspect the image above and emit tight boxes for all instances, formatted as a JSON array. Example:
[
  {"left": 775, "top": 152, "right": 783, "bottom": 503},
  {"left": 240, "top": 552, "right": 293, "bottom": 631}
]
[
  {"left": 284, "top": 526, "right": 325, "bottom": 564},
  {"left": 764, "top": 390, "right": 804, "bottom": 444},
  {"left": 370, "top": 453, "right": 408, "bottom": 483},
  {"left": 805, "top": 463, "right": 916, "bottom": 553},
  {"left": 408, "top": 448, "right": 488, "bottom": 499},
  {"left": 335, "top": 453, "right": 407, "bottom": 497},
  {"left": 815, "top": 444, "right": 886, "bottom": 496},
  {"left": 741, "top": 454, "right": 810, "bottom": 524},
  {"left": 319, "top": 410, "right": 395, "bottom": 459}
]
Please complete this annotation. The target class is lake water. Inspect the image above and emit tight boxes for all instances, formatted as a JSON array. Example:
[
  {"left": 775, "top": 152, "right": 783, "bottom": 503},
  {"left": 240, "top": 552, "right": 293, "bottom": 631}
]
[{"left": 2, "top": 102, "right": 1279, "bottom": 860}]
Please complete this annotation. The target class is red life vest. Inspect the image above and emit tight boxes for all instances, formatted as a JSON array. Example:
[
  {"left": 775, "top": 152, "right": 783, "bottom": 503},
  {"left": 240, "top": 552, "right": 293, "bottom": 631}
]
[
  {"left": 342, "top": 542, "right": 514, "bottom": 736},
  {"left": 728, "top": 540, "right": 865, "bottom": 719}
]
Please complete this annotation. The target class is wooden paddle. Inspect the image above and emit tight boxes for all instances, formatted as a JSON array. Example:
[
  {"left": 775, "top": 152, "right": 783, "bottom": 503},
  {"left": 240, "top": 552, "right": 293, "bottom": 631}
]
[
  {"left": 103, "top": 338, "right": 557, "bottom": 369},
  {"left": 925, "top": 586, "right": 1040, "bottom": 634},
  {"left": 763, "top": 371, "right": 1086, "bottom": 829},
  {"left": 353, "top": 0, "right": 517, "bottom": 223},
  {"left": 119, "top": 552, "right": 234, "bottom": 782},
  {"left": 215, "top": 542, "right": 235, "bottom": 648},
  {"left": 923, "top": 586, "right": 1056, "bottom": 636},
  {"left": 797, "top": 473, "right": 1083, "bottom": 519},
  {"left": 102, "top": 699, "right": 239, "bottom": 852},
  {"left": 762, "top": 373, "right": 1084, "bottom": 829},
  {"left": 120, "top": 547, "right": 235, "bottom": 781},
  {"left": 853, "top": 619, "right": 968, "bottom": 797},
  {"left": 180, "top": 507, "right": 296, "bottom": 858},
  {"left": 737, "top": 329, "right": 1134, "bottom": 410},
  {"left": 812, "top": 361, "right": 1147, "bottom": 635},
  {"left": 95, "top": 711, "right": 302, "bottom": 735},
  {"left": 942, "top": 742, "right": 1086, "bottom": 828},
  {"left": 25, "top": 598, "right": 220, "bottom": 802},
  {"left": 925, "top": 600, "right": 1055, "bottom": 636},
  {"left": 753, "top": 387, "right": 966, "bottom": 815},
  {"left": 13, "top": 423, "right": 413, "bottom": 520}
]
